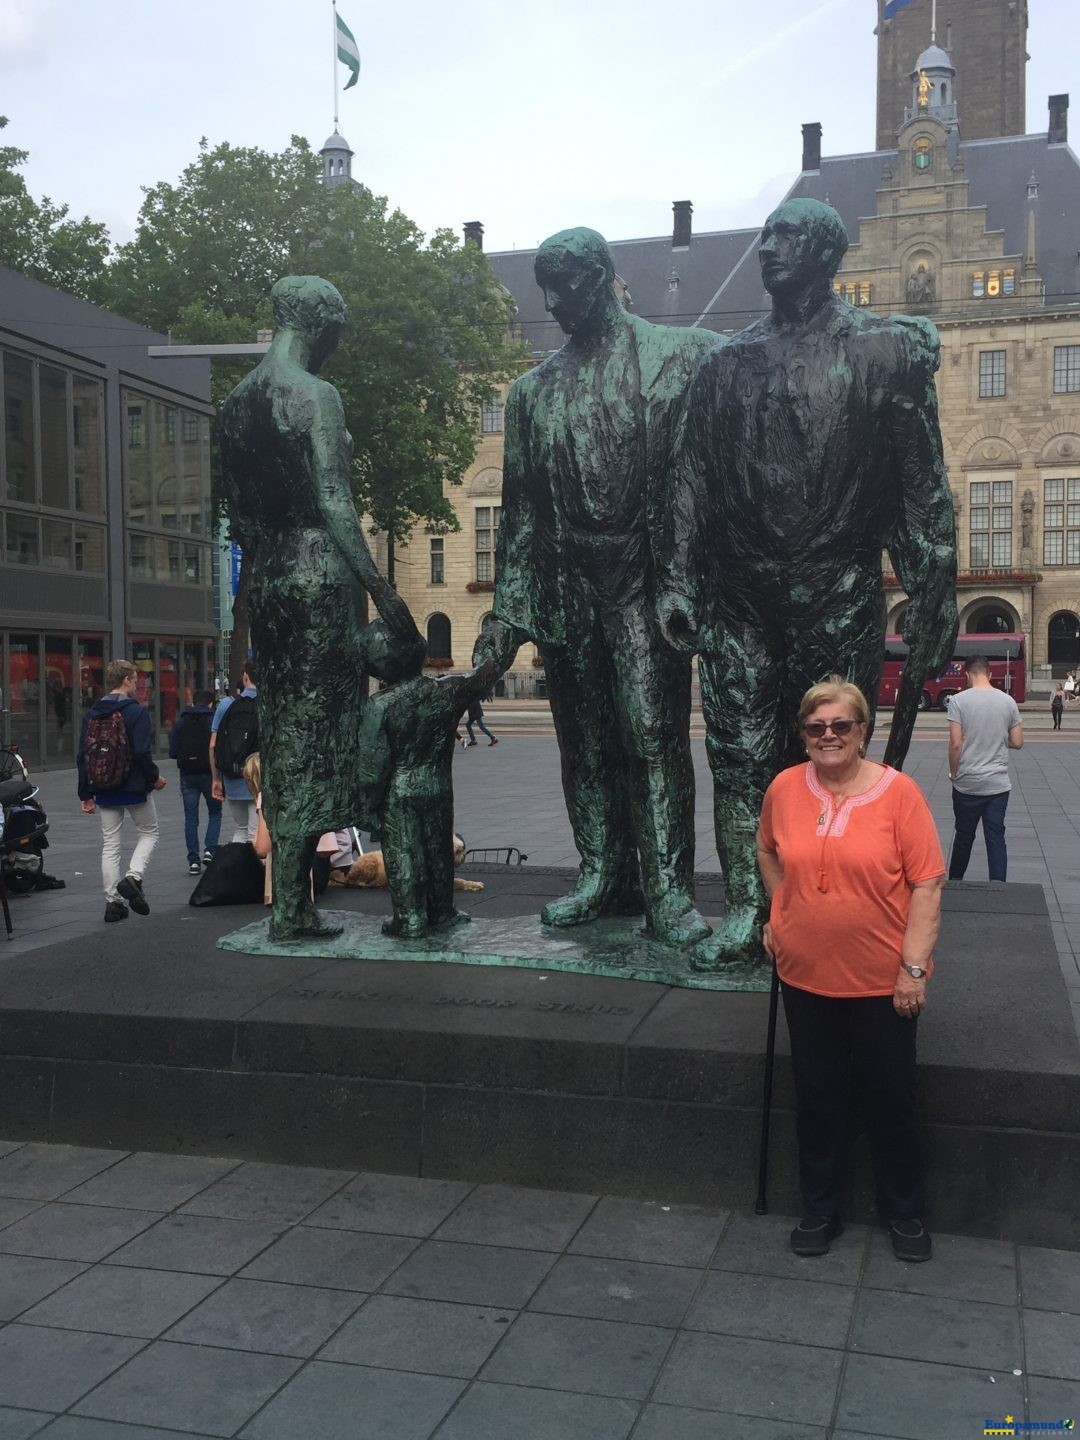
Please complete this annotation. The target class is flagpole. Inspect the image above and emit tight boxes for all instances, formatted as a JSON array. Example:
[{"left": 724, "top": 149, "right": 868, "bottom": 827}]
[
  {"left": 331, "top": 0, "right": 339, "bottom": 130},
  {"left": 930, "top": 0, "right": 937, "bottom": 42}
]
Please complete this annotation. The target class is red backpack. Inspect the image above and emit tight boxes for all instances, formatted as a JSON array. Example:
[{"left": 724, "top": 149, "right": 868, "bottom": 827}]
[{"left": 84, "top": 710, "right": 133, "bottom": 791}]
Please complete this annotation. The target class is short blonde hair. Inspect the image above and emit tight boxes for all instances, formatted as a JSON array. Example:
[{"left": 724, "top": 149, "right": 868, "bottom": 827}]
[
  {"left": 798, "top": 676, "right": 870, "bottom": 728},
  {"left": 106, "top": 659, "right": 137, "bottom": 689},
  {"left": 242, "top": 751, "right": 262, "bottom": 800}
]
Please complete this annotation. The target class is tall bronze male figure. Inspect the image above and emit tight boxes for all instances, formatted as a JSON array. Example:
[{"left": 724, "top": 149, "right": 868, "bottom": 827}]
[
  {"left": 220, "top": 275, "right": 423, "bottom": 942},
  {"left": 483, "top": 227, "right": 713, "bottom": 946},
  {"left": 660, "top": 199, "right": 958, "bottom": 969}
]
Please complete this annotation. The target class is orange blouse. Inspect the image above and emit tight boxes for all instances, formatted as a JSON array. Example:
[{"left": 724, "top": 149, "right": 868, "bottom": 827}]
[{"left": 758, "top": 763, "right": 945, "bottom": 998}]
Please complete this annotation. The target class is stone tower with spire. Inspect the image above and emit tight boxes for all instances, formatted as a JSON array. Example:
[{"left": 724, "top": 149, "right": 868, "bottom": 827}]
[
  {"left": 834, "top": 34, "right": 1043, "bottom": 316},
  {"left": 876, "top": 0, "right": 1028, "bottom": 149}
]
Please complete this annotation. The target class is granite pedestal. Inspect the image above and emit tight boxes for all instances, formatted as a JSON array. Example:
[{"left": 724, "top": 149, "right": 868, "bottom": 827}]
[{"left": 0, "top": 870, "right": 1076, "bottom": 1248}]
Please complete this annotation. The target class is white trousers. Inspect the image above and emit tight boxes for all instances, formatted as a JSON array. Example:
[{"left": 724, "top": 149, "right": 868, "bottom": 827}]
[
  {"left": 100, "top": 799, "right": 159, "bottom": 902},
  {"left": 227, "top": 797, "right": 258, "bottom": 844}
]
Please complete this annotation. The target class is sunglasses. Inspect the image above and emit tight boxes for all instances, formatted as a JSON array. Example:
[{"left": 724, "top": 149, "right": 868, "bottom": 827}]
[{"left": 802, "top": 719, "right": 861, "bottom": 738}]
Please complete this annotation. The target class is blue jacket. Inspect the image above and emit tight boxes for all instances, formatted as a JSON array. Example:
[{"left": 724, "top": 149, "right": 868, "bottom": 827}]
[{"left": 77, "top": 694, "right": 160, "bottom": 805}]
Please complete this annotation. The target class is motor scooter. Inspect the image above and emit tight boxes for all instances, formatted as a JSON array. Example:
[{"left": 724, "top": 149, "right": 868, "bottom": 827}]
[{"left": 0, "top": 743, "right": 59, "bottom": 899}]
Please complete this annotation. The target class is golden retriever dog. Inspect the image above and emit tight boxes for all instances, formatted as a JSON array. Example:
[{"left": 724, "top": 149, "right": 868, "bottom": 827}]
[{"left": 334, "top": 834, "right": 484, "bottom": 891}]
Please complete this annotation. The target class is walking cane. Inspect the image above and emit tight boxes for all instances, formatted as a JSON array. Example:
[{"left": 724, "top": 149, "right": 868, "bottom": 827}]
[{"left": 753, "top": 958, "right": 781, "bottom": 1215}]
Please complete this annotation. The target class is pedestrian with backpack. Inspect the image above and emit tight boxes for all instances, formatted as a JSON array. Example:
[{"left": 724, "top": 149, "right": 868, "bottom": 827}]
[
  {"left": 77, "top": 658, "right": 166, "bottom": 923},
  {"left": 211, "top": 663, "right": 259, "bottom": 842},
  {"left": 170, "top": 688, "right": 222, "bottom": 874}
]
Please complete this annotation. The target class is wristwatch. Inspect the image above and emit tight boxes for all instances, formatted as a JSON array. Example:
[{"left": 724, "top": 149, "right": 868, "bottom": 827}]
[{"left": 901, "top": 963, "right": 927, "bottom": 979}]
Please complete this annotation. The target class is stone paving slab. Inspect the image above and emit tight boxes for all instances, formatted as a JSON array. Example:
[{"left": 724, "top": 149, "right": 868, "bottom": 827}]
[{"left": 0, "top": 1140, "right": 1072, "bottom": 1439}]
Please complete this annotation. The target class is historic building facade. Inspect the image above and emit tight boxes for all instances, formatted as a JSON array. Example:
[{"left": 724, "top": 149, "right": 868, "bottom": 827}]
[
  {"left": 394, "top": 21, "right": 1077, "bottom": 693},
  {"left": 390, "top": 381, "right": 538, "bottom": 691}
]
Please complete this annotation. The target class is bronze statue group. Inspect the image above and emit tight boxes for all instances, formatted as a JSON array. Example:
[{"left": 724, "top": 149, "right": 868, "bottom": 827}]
[
  {"left": 222, "top": 197, "right": 959, "bottom": 1259},
  {"left": 221, "top": 198, "right": 957, "bottom": 960}
]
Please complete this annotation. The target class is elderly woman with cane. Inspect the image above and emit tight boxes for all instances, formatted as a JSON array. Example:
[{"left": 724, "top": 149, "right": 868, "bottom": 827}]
[{"left": 756, "top": 678, "right": 945, "bottom": 1262}]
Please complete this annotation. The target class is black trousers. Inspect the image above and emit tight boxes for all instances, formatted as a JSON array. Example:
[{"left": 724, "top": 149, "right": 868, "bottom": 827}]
[{"left": 781, "top": 981, "right": 924, "bottom": 1221}]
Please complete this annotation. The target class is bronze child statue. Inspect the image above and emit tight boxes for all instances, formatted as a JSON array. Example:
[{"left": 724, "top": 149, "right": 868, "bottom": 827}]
[{"left": 356, "top": 622, "right": 504, "bottom": 939}]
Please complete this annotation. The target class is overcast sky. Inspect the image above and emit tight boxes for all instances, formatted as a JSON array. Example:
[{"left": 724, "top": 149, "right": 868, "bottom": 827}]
[{"left": 0, "top": 0, "right": 1074, "bottom": 255}]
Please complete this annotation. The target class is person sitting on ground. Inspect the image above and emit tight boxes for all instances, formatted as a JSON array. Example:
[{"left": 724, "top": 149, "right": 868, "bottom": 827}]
[
  {"left": 242, "top": 752, "right": 343, "bottom": 903},
  {"left": 756, "top": 677, "right": 945, "bottom": 1264}
]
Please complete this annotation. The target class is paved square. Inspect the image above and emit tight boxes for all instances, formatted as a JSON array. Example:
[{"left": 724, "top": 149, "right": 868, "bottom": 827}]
[
  {"left": 0, "top": 1138, "right": 1066, "bottom": 1437},
  {"left": 3, "top": 733, "right": 1079, "bottom": 1434}
]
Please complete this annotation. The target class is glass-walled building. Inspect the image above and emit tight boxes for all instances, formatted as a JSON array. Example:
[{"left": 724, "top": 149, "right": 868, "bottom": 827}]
[{"left": 0, "top": 266, "right": 213, "bottom": 767}]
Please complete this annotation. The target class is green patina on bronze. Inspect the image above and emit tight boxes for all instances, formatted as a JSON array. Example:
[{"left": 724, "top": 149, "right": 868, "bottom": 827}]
[
  {"left": 219, "top": 276, "right": 426, "bottom": 943},
  {"left": 217, "top": 909, "right": 772, "bottom": 992},
  {"left": 660, "top": 197, "right": 958, "bottom": 972},
  {"left": 478, "top": 226, "right": 715, "bottom": 958},
  {"left": 355, "top": 623, "right": 502, "bottom": 939}
]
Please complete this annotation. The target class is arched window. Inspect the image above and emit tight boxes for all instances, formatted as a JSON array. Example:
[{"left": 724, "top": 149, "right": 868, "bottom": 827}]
[
  {"left": 891, "top": 606, "right": 908, "bottom": 636},
  {"left": 940, "top": 82, "right": 948, "bottom": 104},
  {"left": 966, "top": 606, "right": 1014, "bottom": 634},
  {"left": 426, "top": 613, "right": 452, "bottom": 661},
  {"left": 1048, "top": 612, "right": 1080, "bottom": 673}
]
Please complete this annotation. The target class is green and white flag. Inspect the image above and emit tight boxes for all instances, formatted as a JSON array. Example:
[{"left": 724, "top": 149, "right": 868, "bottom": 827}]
[{"left": 336, "top": 10, "right": 360, "bottom": 89}]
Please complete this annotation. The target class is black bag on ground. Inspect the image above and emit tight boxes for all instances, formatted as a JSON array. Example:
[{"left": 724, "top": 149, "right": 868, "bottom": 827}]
[
  {"left": 214, "top": 696, "right": 258, "bottom": 778},
  {"left": 188, "top": 842, "right": 265, "bottom": 907}
]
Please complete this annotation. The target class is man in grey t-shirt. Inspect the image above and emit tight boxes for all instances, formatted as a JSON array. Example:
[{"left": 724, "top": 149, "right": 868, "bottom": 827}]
[{"left": 946, "top": 655, "right": 1024, "bottom": 882}]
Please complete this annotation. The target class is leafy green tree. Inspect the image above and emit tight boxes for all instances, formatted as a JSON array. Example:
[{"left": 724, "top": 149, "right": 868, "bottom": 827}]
[
  {"left": 0, "top": 117, "right": 110, "bottom": 300},
  {"left": 105, "top": 136, "right": 323, "bottom": 340},
  {"left": 106, "top": 134, "right": 525, "bottom": 676}
]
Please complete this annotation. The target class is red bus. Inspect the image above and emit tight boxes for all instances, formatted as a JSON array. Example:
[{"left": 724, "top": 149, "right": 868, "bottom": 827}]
[{"left": 879, "top": 633, "right": 1026, "bottom": 711}]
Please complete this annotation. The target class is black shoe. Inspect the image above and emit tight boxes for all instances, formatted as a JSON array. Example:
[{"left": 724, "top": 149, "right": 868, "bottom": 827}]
[
  {"left": 202, "top": 850, "right": 214, "bottom": 863},
  {"left": 104, "top": 900, "right": 129, "bottom": 923},
  {"left": 117, "top": 873, "right": 149, "bottom": 916},
  {"left": 188, "top": 861, "right": 202, "bottom": 876},
  {"left": 467, "top": 740, "right": 478, "bottom": 747},
  {"left": 790, "top": 1214, "right": 844, "bottom": 1257},
  {"left": 35, "top": 873, "right": 66, "bottom": 891},
  {"left": 890, "top": 1218, "right": 932, "bottom": 1263}
]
